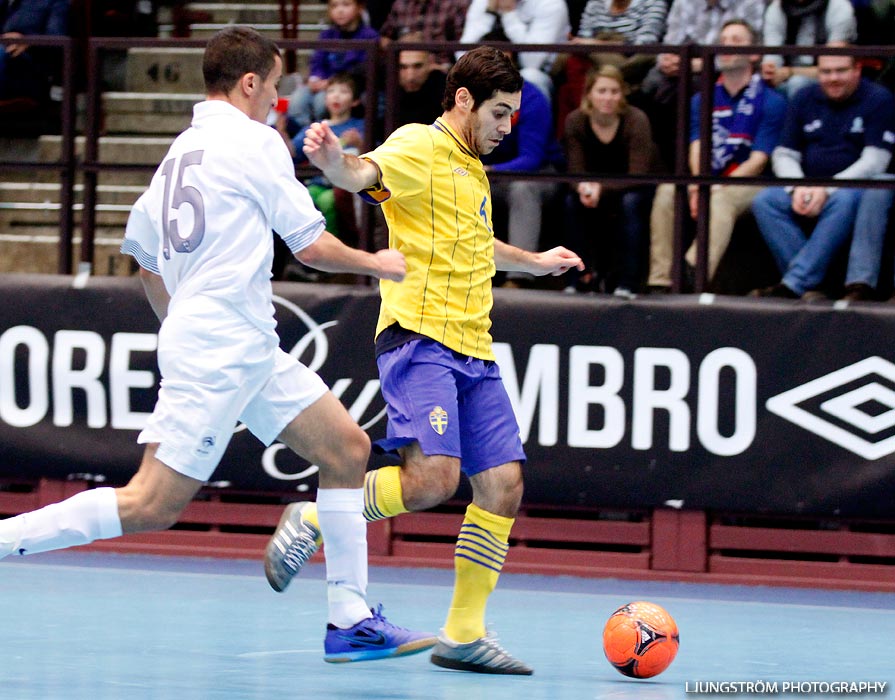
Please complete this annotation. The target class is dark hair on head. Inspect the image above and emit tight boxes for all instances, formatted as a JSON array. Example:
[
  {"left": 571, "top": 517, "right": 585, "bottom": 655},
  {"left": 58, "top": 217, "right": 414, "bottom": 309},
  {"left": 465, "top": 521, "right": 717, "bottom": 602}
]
[
  {"left": 328, "top": 71, "right": 361, "bottom": 99},
  {"left": 442, "top": 45, "right": 522, "bottom": 112},
  {"left": 203, "top": 26, "right": 281, "bottom": 96},
  {"left": 721, "top": 18, "right": 758, "bottom": 43}
]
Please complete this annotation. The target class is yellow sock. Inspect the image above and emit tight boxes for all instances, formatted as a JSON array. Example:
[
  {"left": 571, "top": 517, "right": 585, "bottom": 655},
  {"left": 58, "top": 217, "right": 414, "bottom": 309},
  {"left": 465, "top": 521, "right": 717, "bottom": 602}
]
[
  {"left": 443, "top": 503, "right": 513, "bottom": 643},
  {"left": 363, "top": 466, "right": 408, "bottom": 521},
  {"left": 304, "top": 467, "right": 408, "bottom": 540}
]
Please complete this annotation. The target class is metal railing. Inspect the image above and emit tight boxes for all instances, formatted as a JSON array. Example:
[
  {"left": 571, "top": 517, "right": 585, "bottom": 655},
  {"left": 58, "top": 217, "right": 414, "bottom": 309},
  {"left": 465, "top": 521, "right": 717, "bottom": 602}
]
[
  {"left": 0, "top": 35, "right": 77, "bottom": 274},
  {"left": 5, "top": 37, "right": 895, "bottom": 288}
]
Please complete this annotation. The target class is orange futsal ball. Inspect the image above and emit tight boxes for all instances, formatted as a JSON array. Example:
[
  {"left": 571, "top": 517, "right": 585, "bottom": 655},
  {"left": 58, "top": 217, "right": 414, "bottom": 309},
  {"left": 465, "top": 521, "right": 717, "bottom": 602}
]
[{"left": 602, "top": 601, "right": 680, "bottom": 679}]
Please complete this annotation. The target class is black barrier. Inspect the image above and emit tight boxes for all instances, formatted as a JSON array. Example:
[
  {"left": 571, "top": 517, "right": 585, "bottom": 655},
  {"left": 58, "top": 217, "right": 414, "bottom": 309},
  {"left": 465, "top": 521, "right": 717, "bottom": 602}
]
[{"left": 1, "top": 274, "right": 894, "bottom": 518}]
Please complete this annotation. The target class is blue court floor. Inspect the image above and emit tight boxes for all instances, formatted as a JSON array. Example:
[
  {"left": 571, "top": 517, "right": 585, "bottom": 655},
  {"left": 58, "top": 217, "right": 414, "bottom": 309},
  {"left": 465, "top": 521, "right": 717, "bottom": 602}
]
[{"left": 1, "top": 551, "right": 893, "bottom": 699}]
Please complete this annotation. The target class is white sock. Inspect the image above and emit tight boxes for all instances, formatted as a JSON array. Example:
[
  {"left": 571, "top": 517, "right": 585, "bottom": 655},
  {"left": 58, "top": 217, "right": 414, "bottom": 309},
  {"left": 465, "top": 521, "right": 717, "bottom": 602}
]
[
  {"left": 316, "top": 487, "right": 371, "bottom": 628},
  {"left": 1, "top": 487, "right": 122, "bottom": 557}
]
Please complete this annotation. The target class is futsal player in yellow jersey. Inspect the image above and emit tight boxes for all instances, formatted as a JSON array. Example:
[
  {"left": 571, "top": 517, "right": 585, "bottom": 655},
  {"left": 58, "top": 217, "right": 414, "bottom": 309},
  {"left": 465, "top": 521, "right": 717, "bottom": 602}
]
[{"left": 265, "top": 46, "right": 583, "bottom": 674}]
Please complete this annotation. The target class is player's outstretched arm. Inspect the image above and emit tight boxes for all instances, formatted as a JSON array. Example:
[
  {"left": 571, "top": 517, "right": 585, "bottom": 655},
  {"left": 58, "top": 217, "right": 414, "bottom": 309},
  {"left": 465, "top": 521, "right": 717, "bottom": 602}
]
[
  {"left": 295, "top": 230, "right": 406, "bottom": 281},
  {"left": 303, "top": 121, "right": 380, "bottom": 193},
  {"left": 493, "top": 239, "right": 584, "bottom": 277}
]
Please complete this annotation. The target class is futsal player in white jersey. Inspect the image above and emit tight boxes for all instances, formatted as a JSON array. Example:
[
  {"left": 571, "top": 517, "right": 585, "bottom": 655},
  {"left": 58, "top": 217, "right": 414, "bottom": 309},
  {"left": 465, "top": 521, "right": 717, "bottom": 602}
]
[{"left": 0, "top": 26, "right": 436, "bottom": 663}]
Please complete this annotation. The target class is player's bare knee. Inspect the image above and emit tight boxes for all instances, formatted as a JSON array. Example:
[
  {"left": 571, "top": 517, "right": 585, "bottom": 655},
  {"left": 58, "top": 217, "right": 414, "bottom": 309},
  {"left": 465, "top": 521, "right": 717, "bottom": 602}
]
[
  {"left": 141, "top": 504, "right": 181, "bottom": 531},
  {"left": 119, "top": 497, "right": 181, "bottom": 533},
  {"left": 340, "top": 426, "right": 371, "bottom": 470},
  {"left": 470, "top": 463, "right": 524, "bottom": 516},
  {"left": 401, "top": 457, "right": 459, "bottom": 510},
  {"left": 502, "top": 477, "right": 524, "bottom": 515},
  {"left": 116, "top": 486, "right": 184, "bottom": 533}
]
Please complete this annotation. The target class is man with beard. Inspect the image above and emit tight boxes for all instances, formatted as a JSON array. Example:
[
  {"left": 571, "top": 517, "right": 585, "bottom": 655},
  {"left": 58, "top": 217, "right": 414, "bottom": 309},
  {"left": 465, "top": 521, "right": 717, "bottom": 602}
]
[{"left": 648, "top": 19, "right": 786, "bottom": 293}]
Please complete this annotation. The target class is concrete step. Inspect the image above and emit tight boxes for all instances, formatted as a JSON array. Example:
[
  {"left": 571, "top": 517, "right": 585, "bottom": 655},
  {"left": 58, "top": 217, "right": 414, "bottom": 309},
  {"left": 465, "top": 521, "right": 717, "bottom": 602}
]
[
  {"left": 103, "top": 91, "right": 202, "bottom": 135},
  {"left": 175, "top": 22, "right": 325, "bottom": 40},
  {"left": 125, "top": 47, "right": 206, "bottom": 94},
  {"left": 0, "top": 136, "right": 42, "bottom": 163},
  {"left": 201, "top": 2, "right": 327, "bottom": 19},
  {"left": 123, "top": 45, "right": 314, "bottom": 95},
  {"left": 0, "top": 201, "right": 133, "bottom": 227},
  {"left": 0, "top": 226, "right": 130, "bottom": 275},
  {"left": 152, "top": 0, "right": 330, "bottom": 39},
  {"left": 39, "top": 134, "right": 173, "bottom": 165},
  {"left": 0, "top": 182, "right": 145, "bottom": 206},
  {"left": 184, "top": 2, "right": 328, "bottom": 26}
]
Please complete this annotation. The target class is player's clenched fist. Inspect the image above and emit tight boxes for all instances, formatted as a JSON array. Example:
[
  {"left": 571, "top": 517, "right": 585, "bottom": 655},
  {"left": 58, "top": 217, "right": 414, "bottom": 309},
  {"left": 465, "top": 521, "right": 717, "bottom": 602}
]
[{"left": 303, "top": 121, "right": 344, "bottom": 170}]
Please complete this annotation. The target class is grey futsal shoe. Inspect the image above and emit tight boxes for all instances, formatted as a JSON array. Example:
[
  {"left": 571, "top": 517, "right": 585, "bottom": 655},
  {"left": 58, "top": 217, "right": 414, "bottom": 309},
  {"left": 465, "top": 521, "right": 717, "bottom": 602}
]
[
  {"left": 430, "top": 631, "right": 533, "bottom": 675},
  {"left": 264, "top": 502, "right": 321, "bottom": 592}
]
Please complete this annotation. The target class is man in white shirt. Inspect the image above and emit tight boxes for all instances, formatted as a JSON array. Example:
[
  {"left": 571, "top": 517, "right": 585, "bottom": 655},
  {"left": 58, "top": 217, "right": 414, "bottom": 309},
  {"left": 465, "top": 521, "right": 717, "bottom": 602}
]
[
  {"left": 0, "top": 25, "right": 435, "bottom": 665},
  {"left": 459, "top": 0, "right": 570, "bottom": 98}
]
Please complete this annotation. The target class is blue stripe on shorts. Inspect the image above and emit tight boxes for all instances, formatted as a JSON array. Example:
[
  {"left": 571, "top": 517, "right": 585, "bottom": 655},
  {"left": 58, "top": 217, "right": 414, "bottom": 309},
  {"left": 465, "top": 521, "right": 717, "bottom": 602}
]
[{"left": 373, "top": 338, "right": 526, "bottom": 477}]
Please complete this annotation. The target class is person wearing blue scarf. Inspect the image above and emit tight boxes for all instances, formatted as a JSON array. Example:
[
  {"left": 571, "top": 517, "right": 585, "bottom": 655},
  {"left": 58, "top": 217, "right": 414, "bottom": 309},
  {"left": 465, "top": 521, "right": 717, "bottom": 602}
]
[{"left": 648, "top": 19, "right": 786, "bottom": 292}]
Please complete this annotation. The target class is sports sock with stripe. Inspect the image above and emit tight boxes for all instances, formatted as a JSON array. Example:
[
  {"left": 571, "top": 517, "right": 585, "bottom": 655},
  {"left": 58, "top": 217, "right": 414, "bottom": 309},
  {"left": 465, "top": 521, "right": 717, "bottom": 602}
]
[
  {"left": 443, "top": 503, "right": 513, "bottom": 643},
  {"left": 300, "top": 465, "right": 408, "bottom": 534}
]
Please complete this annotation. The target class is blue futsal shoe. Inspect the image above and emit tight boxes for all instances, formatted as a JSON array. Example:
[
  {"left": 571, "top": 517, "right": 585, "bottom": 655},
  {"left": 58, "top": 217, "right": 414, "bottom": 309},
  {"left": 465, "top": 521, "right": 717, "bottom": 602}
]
[{"left": 324, "top": 605, "right": 437, "bottom": 663}]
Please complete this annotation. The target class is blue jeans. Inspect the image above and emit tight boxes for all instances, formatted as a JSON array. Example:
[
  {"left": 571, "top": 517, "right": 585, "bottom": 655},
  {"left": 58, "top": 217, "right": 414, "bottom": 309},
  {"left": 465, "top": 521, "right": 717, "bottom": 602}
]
[
  {"left": 751, "top": 186, "right": 862, "bottom": 295},
  {"left": 846, "top": 181, "right": 895, "bottom": 288},
  {"left": 564, "top": 186, "right": 654, "bottom": 291}
]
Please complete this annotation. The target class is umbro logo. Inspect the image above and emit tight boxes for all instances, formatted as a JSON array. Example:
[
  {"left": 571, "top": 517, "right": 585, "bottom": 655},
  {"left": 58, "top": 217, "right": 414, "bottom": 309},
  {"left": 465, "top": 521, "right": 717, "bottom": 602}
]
[{"left": 766, "top": 356, "right": 895, "bottom": 460}]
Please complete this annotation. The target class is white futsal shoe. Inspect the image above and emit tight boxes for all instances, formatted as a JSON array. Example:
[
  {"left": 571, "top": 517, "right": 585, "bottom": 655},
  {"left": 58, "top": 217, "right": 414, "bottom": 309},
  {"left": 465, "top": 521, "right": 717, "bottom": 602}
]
[{"left": 264, "top": 502, "right": 321, "bottom": 592}]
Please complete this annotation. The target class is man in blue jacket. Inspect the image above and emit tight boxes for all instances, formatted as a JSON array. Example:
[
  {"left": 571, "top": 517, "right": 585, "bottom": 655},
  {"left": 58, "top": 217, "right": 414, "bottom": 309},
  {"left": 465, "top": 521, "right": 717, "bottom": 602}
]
[
  {"left": 483, "top": 76, "right": 565, "bottom": 288},
  {"left": 0, "top": 0, "right": 69, "bottom": 106},
  {"left": 751, "top": 51, "right": 895, "bottom": 299}
]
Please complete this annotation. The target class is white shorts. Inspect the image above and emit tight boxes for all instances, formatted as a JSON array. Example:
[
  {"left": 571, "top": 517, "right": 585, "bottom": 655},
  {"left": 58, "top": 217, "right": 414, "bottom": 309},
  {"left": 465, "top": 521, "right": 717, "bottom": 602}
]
[{"left": 138, "top": 296, "right": 328, "bottom": 482}]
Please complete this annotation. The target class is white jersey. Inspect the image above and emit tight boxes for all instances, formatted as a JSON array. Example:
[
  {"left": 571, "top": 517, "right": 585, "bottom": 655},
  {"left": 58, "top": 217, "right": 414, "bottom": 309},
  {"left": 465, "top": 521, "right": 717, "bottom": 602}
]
[{"left": 122, "top": 100, "right": 324, "bottom": 333}]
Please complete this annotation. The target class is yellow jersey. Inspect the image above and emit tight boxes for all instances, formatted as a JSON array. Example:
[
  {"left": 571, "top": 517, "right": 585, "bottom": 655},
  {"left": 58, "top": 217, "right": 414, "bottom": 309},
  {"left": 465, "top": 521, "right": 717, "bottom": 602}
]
[{"left": 361, "top": 118, "right": 497, "bottom": 360}]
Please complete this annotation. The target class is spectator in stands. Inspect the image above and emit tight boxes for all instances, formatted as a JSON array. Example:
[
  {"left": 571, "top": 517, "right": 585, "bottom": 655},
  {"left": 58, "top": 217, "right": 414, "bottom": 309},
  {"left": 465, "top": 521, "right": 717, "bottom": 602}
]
[
  {"left": 286, "top": 0, "right": 378, "bottom": 129},
  {"left": 648, "top": 19, "right": 786, "bottom": 293},
  {"left": 0, "top": 0, "right": 68, "bottom": 108},
  {"left": 575, "top": 0, "right": 668, "bottom": 45},
  {"left": 393, "top": 33, "right": 447, "bottom": 127},
  {"left": 640, "top": 0, "right": 765, "bottom": 170},
  {"left": 556, "top": 0, "right": 669, "bottom": 137},
  {"left": 91, "top": 0, "right": 160, "bottom": 37},
  {"left": 838, "top": 171, "right": 895, "bottom": 300},
  {"left": 853, "top": 0, "right": 895, "bottom": 45},
  {"left": 366, "top": 0, "right": 397, "bottom": 30},
  {"left": 378, "top": 0, "right": 470, "bottom": 65},
  {"left": 562, "top": 64, "right": 660, "bottom": 296},
  {"left": 289, "top": 73, "right": 366, "bottom": 244},
  {"left": 481, "top": 38, "right": 566, "bottom": 288},
  {"left": 751, "top": 52, "right": 895, "bottom": 299},
  {"left": 761, "top": 0, "right": 857, "bottom": 98},
  {"left": 458, "top": 0, "right": 570, "bottom": 99},
  {"left": 853, "top": 0, "right": 895, "bottom": 92}
]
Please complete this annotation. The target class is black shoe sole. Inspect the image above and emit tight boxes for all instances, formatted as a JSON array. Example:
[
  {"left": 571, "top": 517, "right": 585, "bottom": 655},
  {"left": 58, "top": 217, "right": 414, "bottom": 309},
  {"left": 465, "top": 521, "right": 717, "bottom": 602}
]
[{"left": 430, "top": 654, "right": 533, "bottom": 675}]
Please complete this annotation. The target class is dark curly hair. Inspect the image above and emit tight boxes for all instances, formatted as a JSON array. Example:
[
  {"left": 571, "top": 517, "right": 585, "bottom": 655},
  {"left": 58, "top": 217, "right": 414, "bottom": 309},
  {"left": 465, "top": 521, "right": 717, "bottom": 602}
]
[{"left": 442, "top": 45, "right": 523, "bottom": 112}]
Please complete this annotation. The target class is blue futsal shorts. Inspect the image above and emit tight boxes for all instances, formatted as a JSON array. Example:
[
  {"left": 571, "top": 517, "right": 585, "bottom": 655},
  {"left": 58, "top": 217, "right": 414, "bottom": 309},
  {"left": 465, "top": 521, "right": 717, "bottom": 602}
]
[{"left": 374, "top": 338, "right": 526, "bottom": 477}]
